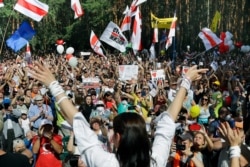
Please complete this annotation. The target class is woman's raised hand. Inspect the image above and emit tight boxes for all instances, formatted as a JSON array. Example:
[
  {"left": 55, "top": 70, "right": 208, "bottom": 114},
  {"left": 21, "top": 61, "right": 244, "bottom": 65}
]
[
  {"left": 29, "top": 61, "right": 56, "bottom": 87},
  {"left": 185, "top": 65, "right": 208, "bottom": 82}
]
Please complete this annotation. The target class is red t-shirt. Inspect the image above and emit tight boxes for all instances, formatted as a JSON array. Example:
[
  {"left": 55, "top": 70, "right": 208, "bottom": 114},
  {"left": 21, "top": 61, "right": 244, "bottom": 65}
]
[{"left": 34, "top": 135, "right": 62, "bottom": 167}]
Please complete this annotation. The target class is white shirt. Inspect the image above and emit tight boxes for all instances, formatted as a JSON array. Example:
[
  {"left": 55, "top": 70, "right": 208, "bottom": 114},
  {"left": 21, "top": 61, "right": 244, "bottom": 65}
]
[{"left": 73, "top": 111, "right": 176, "bottom": 167}]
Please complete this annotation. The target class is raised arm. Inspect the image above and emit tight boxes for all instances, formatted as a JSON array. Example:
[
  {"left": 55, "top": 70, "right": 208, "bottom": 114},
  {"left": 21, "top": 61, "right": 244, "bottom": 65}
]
[
  {"left": 29, "top": 62, "right": 78, "bottom": 125},
  {"left": 167, "top": 66, "right": 208, "bottom": 121}
]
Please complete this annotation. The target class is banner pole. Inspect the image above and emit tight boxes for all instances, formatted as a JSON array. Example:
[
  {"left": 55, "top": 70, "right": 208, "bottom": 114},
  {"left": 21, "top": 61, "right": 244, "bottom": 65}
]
[{"left": 0, "top": 10, "right": 13, "bottom": 57}]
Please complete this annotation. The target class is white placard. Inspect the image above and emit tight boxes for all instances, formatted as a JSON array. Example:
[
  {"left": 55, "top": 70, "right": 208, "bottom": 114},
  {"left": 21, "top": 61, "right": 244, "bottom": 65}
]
[
  {"left": 150, "top": 69, "right": 165, "bottom": 81},
  {"left": 119, "top": 65, "right": 138, "bottom": 81},
  {"left": 210, "top": 61, "right": 218, "bottom": 71}
]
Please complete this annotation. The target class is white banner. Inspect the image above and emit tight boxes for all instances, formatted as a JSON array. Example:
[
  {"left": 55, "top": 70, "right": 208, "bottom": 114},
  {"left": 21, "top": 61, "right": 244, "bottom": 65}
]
[
  {"left": 82, "top": 77, "right": 101, "bottom": 88},
  {"left": 100, "top": 21, "right": 128, "bottom": 52},
  {"left": 119, "top": 65, "right": 138, "bottom": 80}
]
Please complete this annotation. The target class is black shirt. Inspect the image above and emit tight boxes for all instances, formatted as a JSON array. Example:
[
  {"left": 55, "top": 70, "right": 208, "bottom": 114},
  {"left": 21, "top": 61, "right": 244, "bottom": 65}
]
[{"left": 0, "top": 152, "right": 31, "bottom": 167}]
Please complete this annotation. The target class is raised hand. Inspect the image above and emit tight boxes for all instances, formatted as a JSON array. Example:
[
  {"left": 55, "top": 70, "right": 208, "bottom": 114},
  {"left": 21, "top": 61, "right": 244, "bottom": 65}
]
[
  {"left": 185, "top": 65, "right": 208, "bottom": 82},
  {"left": 28, "top": 61, "right": 56, "bottom": 87},
  {"left": 218, "top": 122, "right": 242, "bottom": 146}
]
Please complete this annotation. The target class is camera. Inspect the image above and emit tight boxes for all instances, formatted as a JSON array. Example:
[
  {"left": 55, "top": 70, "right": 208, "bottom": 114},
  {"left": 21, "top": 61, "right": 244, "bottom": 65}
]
[{"left": 176, "top": 144, "right": 186, "bottom": 151}]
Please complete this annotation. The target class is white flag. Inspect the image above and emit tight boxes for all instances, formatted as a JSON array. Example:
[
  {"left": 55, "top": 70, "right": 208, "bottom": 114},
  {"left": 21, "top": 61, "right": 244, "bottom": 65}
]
[
  {"left": 100, "top": 21, "right": 128, "bottom": 52},
  {"left": 90, "top": 30, "right": 105, "bottom": 57},
  {"left": 14, "top": 0, "right": 49, "bottom": 22},
  {"left": 149, "top": 43, "right": 156, "bottom": 60},
  {"left": 71, "top": 0, "right": 84, "bottom": 19}
]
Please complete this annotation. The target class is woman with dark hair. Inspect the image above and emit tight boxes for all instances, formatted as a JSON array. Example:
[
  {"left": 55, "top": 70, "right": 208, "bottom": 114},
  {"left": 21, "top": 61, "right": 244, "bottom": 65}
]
[
  {"left": 197, "top": 95, "right": 211, "bottom": 126},
  {"left": 29, "top": 63, "right": 207, "bottom": 167},
  {"left": 78, "top": 95, "right": 94, "bottom": 123},
  {"left": 113, "top": 112, "right": 151, "bottom": 166}
]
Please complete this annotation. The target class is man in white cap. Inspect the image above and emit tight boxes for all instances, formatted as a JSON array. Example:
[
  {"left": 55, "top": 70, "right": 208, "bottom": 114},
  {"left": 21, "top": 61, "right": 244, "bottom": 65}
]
[{"left": 28, "top": 95, "right": 53, "bottom": 132}]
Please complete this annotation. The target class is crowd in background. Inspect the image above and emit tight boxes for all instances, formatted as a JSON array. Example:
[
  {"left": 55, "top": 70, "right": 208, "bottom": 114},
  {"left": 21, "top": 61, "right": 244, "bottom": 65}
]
[{"left": 0, "top": 49, "right": 249, "bottom": 167}]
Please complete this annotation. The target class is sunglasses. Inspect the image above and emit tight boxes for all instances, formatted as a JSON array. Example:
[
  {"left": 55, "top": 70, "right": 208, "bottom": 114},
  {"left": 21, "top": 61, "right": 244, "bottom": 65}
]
[
  {"left": 136, "top": 92, "right": 141, "bottom": 94},
  {"left": 202, "top": 98, "right": 208, "bottom": 101}
]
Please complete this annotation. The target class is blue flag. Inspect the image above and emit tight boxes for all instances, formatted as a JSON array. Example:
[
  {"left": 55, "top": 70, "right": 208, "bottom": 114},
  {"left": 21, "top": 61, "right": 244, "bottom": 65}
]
[{"left": 6, "top": 21, "right": 36, "bottom": 52}]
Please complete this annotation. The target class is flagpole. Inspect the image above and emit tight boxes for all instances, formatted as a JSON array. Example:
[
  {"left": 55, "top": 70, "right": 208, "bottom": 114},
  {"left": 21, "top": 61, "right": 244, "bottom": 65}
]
[{"left": 0, "top": 10, "right": 13, "bottom": 58}]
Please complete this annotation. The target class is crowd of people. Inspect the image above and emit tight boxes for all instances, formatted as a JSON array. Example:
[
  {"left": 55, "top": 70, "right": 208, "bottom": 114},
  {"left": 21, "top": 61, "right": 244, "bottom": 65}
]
[{"left": 0, "top": 49, "right": 249, "bottom": 167}]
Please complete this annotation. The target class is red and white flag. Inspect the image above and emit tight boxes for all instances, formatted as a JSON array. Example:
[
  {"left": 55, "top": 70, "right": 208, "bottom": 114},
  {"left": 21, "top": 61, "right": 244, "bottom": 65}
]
[
  {"left": 14, "top": 0, "right": 49, "bottom": 22},
  {"left": 198, "top": 27, "right": 222, "bottom": 51},
  {"left": 130, "top": 0, "right": 146, "bottom": 16},
  {"left": 120, "top": 6, "right": 131, "bottom": 32},
  {"left": 71, "top": 0, "right": 84, "bottom": 19},
  {"left": 90, "top": 30, "right": 105, "bottom": 57},
  {"left": 152, "top": 28, "right": 158, "bottom": 43},
  {"left": 100, "top": 21, "right": 128, "bottom": 52},
  {"left": 165, "top": 13, "right": 177, "bottom": 50},
  {"left": 0, "top": 0, "right": 4, "bottom": 7},
  {"left": 131, "top": 7, "right": 142, "bottom": 52}
]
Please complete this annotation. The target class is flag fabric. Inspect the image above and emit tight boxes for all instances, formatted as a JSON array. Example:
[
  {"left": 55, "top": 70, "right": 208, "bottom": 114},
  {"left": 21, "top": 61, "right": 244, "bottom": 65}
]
[
  {"left": 165, "top": 13, "right": 177, "bottom": 50},
  {"left": 0, "top": 0, "right": 4, "bottom": 7},
  {"left": 120, "top": 6, "right": 131, "bottom": 32},
  {"left": 130, "top": 0, "right": 146, "bottom": 16},
  {"left": 210, "top": 11, "right": 221, "bottom": 32},
  {"left": 135, "top": 0, "right": 147, "bottom": 6},
  {"left": 149, "top": 43, "right": 156, "bottom": 60},
  {"left": 71, "top": 0, "right": 84, "bottom": 19},
  {"left": 6, "top": 21, "right": 36, "bottom": 52},
  {"left": 90, "top": 30, "right": 105, "bottom": 57},
  {"left": 151, "top": 13, "right": 173, "bottom": 29},
  {"left": 14, "top": 0, "right": 49, "bottom": 22},
  {"left": 198, "top": 27, "right": 222, "bottom": 51},
  {"left": 131, "top": 7, "right": 142, "bottom": 52},
  {"left": 100, "top": 21, "right": 128, "bottom": 52},
  {"left": 152, "top": 28, "right": 158, "bottom": 43},
  {"left": 130, "top": 0, "right": 138, "bottom": 14}
]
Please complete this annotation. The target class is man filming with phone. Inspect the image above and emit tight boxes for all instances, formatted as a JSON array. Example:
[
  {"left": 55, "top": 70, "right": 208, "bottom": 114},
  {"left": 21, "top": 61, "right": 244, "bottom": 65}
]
[{"left": 168, "top": 132, "right": 204, "bottom": 167}]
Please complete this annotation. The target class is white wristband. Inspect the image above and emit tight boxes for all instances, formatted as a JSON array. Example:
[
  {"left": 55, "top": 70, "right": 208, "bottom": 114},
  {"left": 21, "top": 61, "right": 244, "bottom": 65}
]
[
  {"left": 180, "top": 78, "right": 191, "bottom": 91},
  {"left": 229, "top": 146, "right": 241, "bottom": 158},
  {"left": 48, "top": 80, "right": 65, "bottom": 97}
]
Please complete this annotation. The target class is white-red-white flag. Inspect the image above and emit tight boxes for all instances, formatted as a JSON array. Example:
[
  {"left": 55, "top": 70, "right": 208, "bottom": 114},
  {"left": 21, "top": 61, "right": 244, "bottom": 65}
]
[
  {"left": 71, "top": 0, "right": 84, "bottom": 19},
  {"left": 131, "top": 7, "right": 142, "bottom": 52},
  {"left": 100, "top": 21, "right": 128, "bottom": 52},
  {"left": 198, "top": 27, "right": 222, "bottom": 51},
  {"left": 130, "top": 0, "right": 147, "bottom": 15},
  {"left": 90, "top": 30, "right": 105, "bottom": 57},
  {"left": 0, "top": 0, "right": 4, "bottom": 7},
  {"left": 152, "top": 28, "right": 158, "bottom": 43},
  {"left": 135, "top": 0, "right": 147, "bottom": 6},
  {"left": 14, "top": 0, "right": 49, "bottom": 22},
  {"left": 121, "top": 6, "right": 131, "bottom": 32},
  {"left": 165, "top": 13, "right": 177, "bottom": 50}
]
